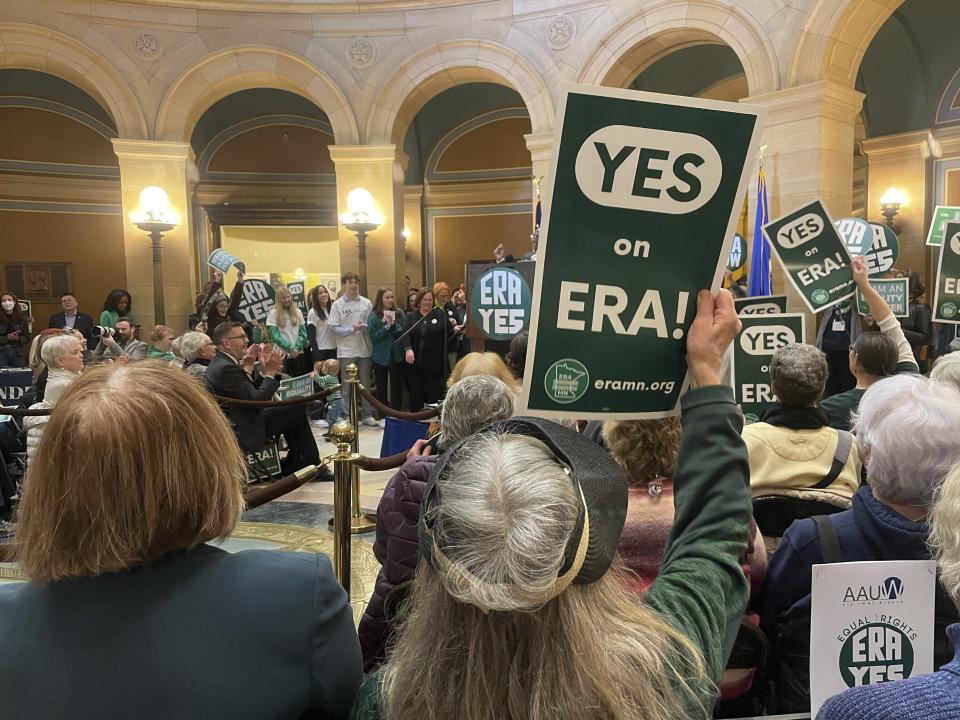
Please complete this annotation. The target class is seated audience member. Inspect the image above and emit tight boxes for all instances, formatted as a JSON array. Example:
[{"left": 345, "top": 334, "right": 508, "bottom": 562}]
[
  {"left": 358, "top": 373, "right": 517, "bottom": 671},
  {"left": 47, "top": 292, "right": 94, "bottom": 346},
  {"left": 351, "top": 290, "right": 754, "bottom": 720},
  {"left": 446, "top": 351, "right": 519, "bottom": 390},
  {"left": 743, "top": 343, "right": 861, "bottom": 510},
  {"left": 821, "top": 256, "right": 919, "bottom": 431},
  {"left": 505, "top": 331, "right": 528, "bottom": 381},
  {"left": 817, "top": 461, "right": 960, "bottom": 720},
  {"left": 205, "top": 322, "right": 321, "bottom": 476},
  {"left": 931, "top": 351, "right": 960, "bottom": 392},
  {"left": 92, "top": 318, "right": 147, "bottom": 363},
  {"left": 179, "top": 331, "right": 215, "bottom": 380},
  {"left": 146, "top": 325, "right": 178, "bottom": 364},
  {"left": 762, "top": 375, "right": 960, "bottom": 624},
  {"left": 0, "top": 364, "right": 361, "bottom": 718},
  {"left": 23, "top": 334, "right": 84, "bottom": 465}
]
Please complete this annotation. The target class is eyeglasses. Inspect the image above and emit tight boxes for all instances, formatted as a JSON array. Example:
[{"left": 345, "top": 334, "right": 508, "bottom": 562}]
[{"left": 225, "top": 334, "right": 247, "bottom": 341}]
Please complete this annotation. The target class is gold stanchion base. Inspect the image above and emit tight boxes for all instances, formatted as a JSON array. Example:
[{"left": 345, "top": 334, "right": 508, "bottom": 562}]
[{"left": 328, "top": 514, "right": 377, "bottom": 534}]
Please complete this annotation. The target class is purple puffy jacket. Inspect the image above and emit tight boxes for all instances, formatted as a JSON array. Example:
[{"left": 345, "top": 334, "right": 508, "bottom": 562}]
[{"left": 358, "top": 455, "right": 437, "bottom": 672}]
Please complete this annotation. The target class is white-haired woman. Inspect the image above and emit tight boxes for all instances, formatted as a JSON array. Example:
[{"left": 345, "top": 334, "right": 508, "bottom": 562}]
[
  {"left": 24, "top": 334, "right": 84, "bottom": 465},
  {"left": 762, "top": 375, "right": 960, "bottom": 679},
  {"left": 180, "top": 331, "right": 216, "bottom": 380},
  {"left": 352, "top": 290, "right": 751, "bottom": 720},
  {"left": 818, "top": 461, "right": 960, "bottom": 719},
  {"left": 931, "top": 352, "right": 960, "bottom": 393},
  {"left": 358, "top": 373, "right": 517, "bottom": 672}
]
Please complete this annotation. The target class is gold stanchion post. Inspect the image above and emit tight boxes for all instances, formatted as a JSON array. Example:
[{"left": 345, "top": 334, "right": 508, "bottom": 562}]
[
  {"left": 344, "top": 362, "right": 376, "bottom": 534},
  {"left": 329, "top": 420, "right": 358, "bottom": 595}
]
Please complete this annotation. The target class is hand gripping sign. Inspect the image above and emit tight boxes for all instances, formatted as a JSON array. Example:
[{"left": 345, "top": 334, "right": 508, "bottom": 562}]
[
  {"left": 764, "top": 201, "right": 856, "bottom": 314},
  {"left": 522, "top": 85, "right": 764, "bottom": 419}
]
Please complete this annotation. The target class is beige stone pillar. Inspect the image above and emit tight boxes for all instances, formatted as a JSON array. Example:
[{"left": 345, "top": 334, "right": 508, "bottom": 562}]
[
  {"left": 862, "top": 131, "right": 930, "bottom": 278},
  {"left": 112, "top": 140, "right": 196, "bottom": 333},
  {"left": 329, "top": 145, "right": 407, "bottom": 297},
  {"left": 403, "top": 185, "right": 424, "bottom": 290},
  {"left": 743, "top": 82, "right": 864, "bottom": 333},
  {"left": 525, "top": 131, "right": 554, "bottom": 225}
]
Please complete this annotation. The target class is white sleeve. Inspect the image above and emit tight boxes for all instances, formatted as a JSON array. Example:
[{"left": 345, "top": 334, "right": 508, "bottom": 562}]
[
  {"left": 878, "top": 314, "right": 918, "bottom": 370},
  {"left": 265, "top": 308, "right": 278, "bottom": 327}
]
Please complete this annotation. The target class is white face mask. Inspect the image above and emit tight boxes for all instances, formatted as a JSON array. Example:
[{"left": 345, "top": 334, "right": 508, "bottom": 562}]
[{"left": 1, "top": 301, "right": 14, "bottom": 312}]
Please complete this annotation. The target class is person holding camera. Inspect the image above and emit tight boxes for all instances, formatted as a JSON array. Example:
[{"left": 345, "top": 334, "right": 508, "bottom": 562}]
[{"left": 92, "top": 318, "right": 147, "bottom": 363}]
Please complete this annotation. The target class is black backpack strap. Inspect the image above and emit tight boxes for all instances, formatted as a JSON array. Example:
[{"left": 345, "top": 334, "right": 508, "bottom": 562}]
[
  {"left": 811, "top": 429, "right": 853, "bottom": 490},
  {"left": 813, "top": 514, "right": 841, "bottom": 564}
]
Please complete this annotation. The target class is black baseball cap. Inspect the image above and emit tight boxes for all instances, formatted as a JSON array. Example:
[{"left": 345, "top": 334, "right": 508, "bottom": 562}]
[{"left": 420, "top": 416, "right": 629, "bottom": 600}]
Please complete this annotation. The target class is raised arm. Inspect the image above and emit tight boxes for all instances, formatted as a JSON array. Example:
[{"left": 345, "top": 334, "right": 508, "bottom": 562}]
[
  {"left": 643, "top": 290, "right": 752, "bottom": 685},
  {"left": 852, "top": 256, "right": 918, "bottom": 372}
]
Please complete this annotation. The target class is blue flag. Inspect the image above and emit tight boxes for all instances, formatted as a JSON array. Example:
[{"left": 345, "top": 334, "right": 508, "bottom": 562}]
[{"left": 748, "top": 166, "right": 770, "bottom": 296}]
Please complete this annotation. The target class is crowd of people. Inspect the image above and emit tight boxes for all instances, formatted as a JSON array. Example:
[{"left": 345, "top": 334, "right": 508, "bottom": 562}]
[{"left": 2, "top": 248, "right": 960, "bottom": 719}]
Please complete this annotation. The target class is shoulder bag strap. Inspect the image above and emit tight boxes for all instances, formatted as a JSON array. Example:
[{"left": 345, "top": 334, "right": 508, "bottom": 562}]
[
  {"left": 811, "top": 429, "right": 853, "bottom": 490},
  {"left": 812, "top": 514, "right": 841, "bottom": 564}
]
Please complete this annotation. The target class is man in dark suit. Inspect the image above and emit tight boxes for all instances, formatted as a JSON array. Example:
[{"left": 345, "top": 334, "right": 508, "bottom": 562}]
[
  {"left": 47, "top": 292, "right": 95, "bottom": 345},
  {"left": 206, "top": 322, "right": 325, "bottom": 477}
]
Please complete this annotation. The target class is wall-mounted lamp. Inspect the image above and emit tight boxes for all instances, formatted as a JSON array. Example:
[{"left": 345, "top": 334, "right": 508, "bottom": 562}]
[
  {"left": 131, "top": 186, "right": 178, "bottom": 324},
  {"left": 401, "top": 227, "right": 411, "bottom": 242},
  {"left": 880, "top": 187, "right": 907, "bottom": 235},
  {"left": 339, "top": 187, "right": 381, "bottom": 297}
]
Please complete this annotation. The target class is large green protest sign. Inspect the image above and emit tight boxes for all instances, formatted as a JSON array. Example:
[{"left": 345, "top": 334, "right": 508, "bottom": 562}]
[
  {"left": 466, "top": 261, "right": 535, "bottom": 340},
  {"left": 865, "top": 223, "right": 899, "bottom": 275},
  {"left": 835, "top": 217, "right": 873, "bottom": 258},
  {"left": 926, "top": 206, "right": 960, "bottom": 247},
  {"left": 734, "top": 294, "right": 788, "bottom": 316},
  {"left": 855, "top": 278, "right": 909, "bottom": 318},
  {"left": 933, "top": 222, "right": 960, "bottom": 324},
  {"left": 522, "top": 85, "right": 763, "bottom": 419},
  {"left": 731, "top": 314, "right": 806, "bottom": 423},
  {"left": 764, "top": 201, "right": 855, "bottom": 314}
]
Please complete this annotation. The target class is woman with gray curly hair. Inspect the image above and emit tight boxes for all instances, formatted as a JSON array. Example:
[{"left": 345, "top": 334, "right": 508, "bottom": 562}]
[
  {"left": 743, "top": 343, "right": 861, "bottom": 510},
  {"left": 357, "top": 373, "right": 517, "bottom": 672},
  {"left": 179, "top": 331, "right": 215, "bottom": 380}
]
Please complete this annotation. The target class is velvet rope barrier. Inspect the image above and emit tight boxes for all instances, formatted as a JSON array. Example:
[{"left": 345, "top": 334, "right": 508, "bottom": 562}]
[
  {"left": 358, "top": 387, "right": 440, "bottom": 422},
  {"left": 243, "top": 463, "right": 328, "bottom": 509},
  {"left": 0, "top": 407, "right": 52, "bottom": 417},
  {"left": 354, "top": 450, "right": 409, "bottom": 472}
]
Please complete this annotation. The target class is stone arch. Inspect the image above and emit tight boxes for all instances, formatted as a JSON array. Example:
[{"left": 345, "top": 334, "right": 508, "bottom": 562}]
[
  {"left": 0, "top": 22, "right": 147, "bottom": 138},
  {"left": 365, "top": 40, "right": 555, "bottom": 147},
  {"left": 577, "top": 0, "right": 780, "bottom": 96},
  {"left": 155, "top": 47, "right": 359, "bottom": 145},
  {"left": 790, "top": 0, "right": 905, "bottom": 88}
]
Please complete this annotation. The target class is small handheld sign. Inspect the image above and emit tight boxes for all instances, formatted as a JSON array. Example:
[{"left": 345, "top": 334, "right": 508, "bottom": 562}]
[
  {"left": 926, "top": 206, "right": 960, "bottom": 247},
  {"left": 730, "top": 313, "right": 805, "bottom": 423},
  {"left": 286, "top": 281, "right": 308, "bottom": 316},
  {"left": 466, "top": 262, "right": 535, "bottom": 340},
  {"left": 855, "top": 278, "right": 909, "bottom": 318},
  {"left": 208, "top": 248, "right": 246, "bottom": 274},
  {"left": 933, "top": 222, "right": 960, "bottom": 324},
  {"left": 763, "top": 201, "right": 855, "bottom": 313},
  {"left": 522, "top": 85, "right": 764, "bottom": 419},
  {"left": 237, "top": 279, "right": 276, "bottom": 323},
  {"left": 727, "top": 233, "right": 747, "bottom": 272},
  {"left": 810, "top": 560, "right": 935, "bottom": 717},
  {"left": 734, "top": 294, "right": 788, "bottom": 316},
  {"left": 275, "top": 373, "right": 314, "bottom": 401}
]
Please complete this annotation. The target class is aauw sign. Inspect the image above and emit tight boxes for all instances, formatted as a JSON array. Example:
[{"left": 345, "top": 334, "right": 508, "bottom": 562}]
[
  {"left": 468, "top": 264, "right": 533, "bottom": 341},
  {"left": 522, "top": 85, "right": 763, "bottom": 419}
]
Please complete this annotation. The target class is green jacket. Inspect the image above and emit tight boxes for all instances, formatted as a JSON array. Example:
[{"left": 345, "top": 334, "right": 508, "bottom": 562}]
[
  {"left": 349, "top": 385, "right": 752, "bottom": 720},
  {"left": 99, "top": 310, "right": 135, "bottom": 329},
  {"left": 267, "top": 322, "right": 308, "bottom": 353},
  {"left": 367, "top": 312, "right": 408, "bottom": 366}
]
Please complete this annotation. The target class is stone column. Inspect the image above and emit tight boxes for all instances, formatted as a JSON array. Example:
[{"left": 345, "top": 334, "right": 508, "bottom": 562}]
[
  {"left": 743, "top": 81, "right": 865, "bottom": 332},
  {"left": 525, "top": 131, "right": 554, "bottom": 225},
  {"left": 112, "top": 140, "right": 196, "bottom": 333},
  {"left": 329, "top": 145, "right": 408, "bottom": 296}
]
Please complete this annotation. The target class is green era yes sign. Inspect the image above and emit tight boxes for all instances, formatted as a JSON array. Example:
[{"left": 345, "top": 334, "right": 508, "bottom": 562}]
[{"left": 470, "top": 266, "right": 533, "bottom": 340}]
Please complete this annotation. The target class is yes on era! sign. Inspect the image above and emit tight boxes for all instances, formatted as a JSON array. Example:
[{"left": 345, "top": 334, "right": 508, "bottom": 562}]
[
  {"left": 730, "top": 314, "right": 805, "bottom": 423},
  {"left": 810, "top": 560, "right": 935, "bottom": 717},
  {"left": 933, "top": 222, "right": 960, "bottom": 324},
  {"left": 764, "top": 200, "right": 856, "bottom": 314},
  {"left": 522, "top": 85, "right": 763, "bottom": 419},
  {"left": 734, "top": 294, "right": 788, "bottom": 316}
]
